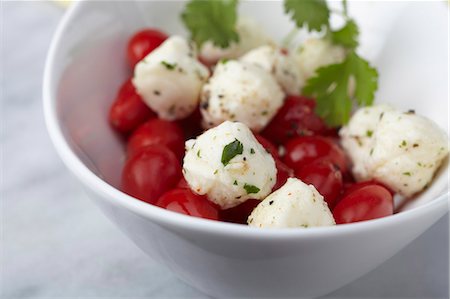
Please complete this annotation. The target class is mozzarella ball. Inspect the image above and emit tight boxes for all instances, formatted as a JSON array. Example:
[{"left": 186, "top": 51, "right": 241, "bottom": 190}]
[
  {"left": 133, "top": 36, "right": 209, "bottom": 120},
  {"left": 200, "top": 60, "right": 285, "bottom": 132},
  {"left": 339, "top": 104, "right": 394, "bottom": 180},
  {"left": 240, "top": 45, "right": 302, "bottom": 95},
  {"left": 295, "top": 38, "right": 346, "bottom": 82},
  {"left": 183, "top": 121, "right": 277, "bottom": 209},
  {"left": 200, "top": 17, "right": 274, "bottom": 65},
  {"left": 341, "top": 105, "right": 449, "bottom": 197},
  {"left": 248, "top": 178, "right": 336, "bottom": 228}
]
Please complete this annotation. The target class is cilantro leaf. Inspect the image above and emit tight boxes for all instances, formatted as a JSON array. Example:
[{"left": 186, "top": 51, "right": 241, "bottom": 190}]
[
  {"left": 181, "top": 0, "right": 239, "bottom": 49},
  {"left": 330, "top": 19, "right": 359, "bottom": 49},
  {"left": 243, "top": 184, "right": 260, "bottom": 194},
  {"left": 284, "top": 0, "right": 330, "bottom": 32},
  {"left": 221, "top": 139, "right": 244, "bottom": 166},
  {"left": 303, "top": 52, "right": 378, "bottom": 126}
]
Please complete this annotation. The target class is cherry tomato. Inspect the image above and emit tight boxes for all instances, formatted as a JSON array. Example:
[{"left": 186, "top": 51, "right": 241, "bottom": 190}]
[
  {"left": 127, "top": 29, "right": 168, "bottom": 68},
  {"left": 262, "top": 95, "right": 328, "bottom": 144},
  {"left": 296, "top": 160, "right": 343, "bottom": 207},
  {"left": 342, "top": 180, "right": 395, "bottom": 197},
  {"left": 283, "top": 136, "right": 348, "bottom": 173},
  {"left": 156, "top": 189, "right": 220, "bottom": 220},
  {"left": 127, "top": 119, "right": 185, "bottom": 160},
  {"left": 333, "top": 185, "right": 394, "bottom": 224},
  {"left": 273, "top": 158, "right": 294, "bottom": 191},
  {"left": 255, "top": 134, "right": 280, "bottom": 160},
  {"left": 220, "top": 199, "right": 260, "bottom": 224},
  {"left": 122, "top": 145, "right": 181, "bottom": 204},
  {"left": 109, "top": 78, "right": 155, "bottom": 133},
  {"left": 176, "top": 177, "right": 190, "bottom": 189},
  {"left": 176, "top": 107, "right": 204, "bottom": 139}
]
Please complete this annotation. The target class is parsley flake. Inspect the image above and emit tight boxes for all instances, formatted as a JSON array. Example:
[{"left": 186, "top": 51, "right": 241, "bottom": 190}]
[
  {"left": 161, "top": 61, "right": 177, "bottom": 70},
  {"left": 243, "top": 183, "right": 260, "bottom": 194},
  {"left": 221, "top": 139, "right": 244, "bottom": 166}
]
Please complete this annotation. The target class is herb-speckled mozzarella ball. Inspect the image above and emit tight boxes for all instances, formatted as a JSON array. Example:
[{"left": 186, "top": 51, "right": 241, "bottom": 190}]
[
  {"left": 200, "top": 60, "right": 284, "bottom": 132},
  {"left": 200, "top": 17, "right": 274, "bottom": 65},
  {"left": 248, "top": 178, "right": 335, "bottom": 228},
  {"left": 295, "top": 38, "right": 346, "bottom": 82},
  {"left": 183, "top": 121, "right": 277, "bottom": 209},
  {"left": 339, "top": 104, "right": 394, "bottom": 180},
  {"left": 367, "top": 110, "right": 449, "bottom": 197},
  {"left": 341, "top": 105, "right": 449, "bottom": 197},
  {"left": 133, "top": 36, "right": 209, "bottom": 120},
  {"left": 240, "top": 45, "right": 302, "bottom": 95}
]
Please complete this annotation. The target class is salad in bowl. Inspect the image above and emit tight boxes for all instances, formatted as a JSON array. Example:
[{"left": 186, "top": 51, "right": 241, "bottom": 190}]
[{"left": 108, "top": 0, "right": 449, "bottom": 228}]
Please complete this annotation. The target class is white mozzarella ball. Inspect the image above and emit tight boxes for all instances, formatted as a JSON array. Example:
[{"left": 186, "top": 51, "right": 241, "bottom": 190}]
[
  {"left": 133, "top": 36, "right": 209, "bottom": 120},
  {"left": 339, "top": 104, "right": 394, "bottom": 180},
  {"left": 240, "top": 45, "right": 303, "bottom": 95},
  {"left": 200, "top": 17, "right": 274, "bottom": 65},
  {"left": 367, "top": 110, "right": 449, "bottom": 197},
  {"left": 200, "top": 60, "right": 284, "bottom": 132},
  {"left": 248, "top": 178, "right": 336, "bottom": 228},
  {"left": 295, "top": 38, "right": 346, "bottom": 82},
  {"left": 341, "top": 105, "right": 449, "bottom": 197},
  {"left": 183, "top": 121, "right": 277, "bottom": 209}
]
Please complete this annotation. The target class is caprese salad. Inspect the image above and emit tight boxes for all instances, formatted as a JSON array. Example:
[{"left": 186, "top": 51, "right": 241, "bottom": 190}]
[{"left": 109, "top": 0, "right": 449, "bottom": 228}]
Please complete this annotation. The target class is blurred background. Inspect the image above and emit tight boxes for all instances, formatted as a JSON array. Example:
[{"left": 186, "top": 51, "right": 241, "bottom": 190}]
[{"left": 1, "top": 1, "right": 448, "bottom": 298}]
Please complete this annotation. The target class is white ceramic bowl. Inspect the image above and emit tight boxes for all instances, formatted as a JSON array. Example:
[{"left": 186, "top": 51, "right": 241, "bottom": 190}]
[{"left": 44, "top": 1, "right": 449, "bottom": 298}]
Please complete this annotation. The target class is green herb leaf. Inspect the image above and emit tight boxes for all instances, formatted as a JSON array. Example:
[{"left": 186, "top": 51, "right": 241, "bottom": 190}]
[
  {"left": 330, "top": 19, "right": 359, "bottom": 49},
  {"left": 221, "top": 139, "right": 244, "bottom": 166},
  {"left": 243, "top": 183, "right": 260, "bottom": 194},
  {"left": 303, "top": 51, "right": 378, "bottom": 126},
  {"left": 284, "top": 0, "right": 330, "bottom": 32},
  {"left": 161, "top": 61, "right": 177, "bottom": 70},
  {"left": 181, "top": 0, "right": 240, "bottom": 49}
]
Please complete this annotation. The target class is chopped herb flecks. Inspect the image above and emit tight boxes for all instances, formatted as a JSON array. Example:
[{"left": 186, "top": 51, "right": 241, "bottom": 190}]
[
  {"left": 243, "top": 183, "right": 260, "bottom": 194},
  {"left": 250, "top": 148, "right": 255, "bottom": 154},
  {"left": 366, "top": 130, "right": 373, "bottom": 137},
  {"left": 221, "top": 139, "right": 244, "bottom": 166},
  {"left": 403, "top": 172, "right": 412, "bottom": 176},
  {"left": 161, "top": 61, "right": 177, "bottom": 70},
  {"left": 233, "top": 180, "right": 238, "bottom": 186}
]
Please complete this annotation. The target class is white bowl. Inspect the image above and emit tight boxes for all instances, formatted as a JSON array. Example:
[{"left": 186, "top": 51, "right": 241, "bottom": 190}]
[{"left": 43, "top": 1, "right": 449, "bottom": 298}]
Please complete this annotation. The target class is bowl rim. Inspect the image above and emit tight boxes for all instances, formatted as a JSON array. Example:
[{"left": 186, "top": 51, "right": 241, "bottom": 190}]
[{"left": 43, "top": 1, "right": 449, "bottom": 240}]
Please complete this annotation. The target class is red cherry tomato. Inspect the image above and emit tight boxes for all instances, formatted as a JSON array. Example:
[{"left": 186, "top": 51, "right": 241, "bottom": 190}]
[
  {"left": 109, "top": 78, "right": 155, "bottom": 133},
  {"left": 273, "top": 158, "right": 294, "bottom": 191},
  {"left": 127, "top": 29, "right": 168, "bottom": 68},
  {"left": 176, "top": 177, "right": 190, "bottom": 189},
  {"left": 127, "top": 119, "right": 185, "bottom": 160},
  {"left": 176, "top": 107, "right": 204, "bottom": 139},
  {"left": 283, "top": 136, "right": 348, "bottom": 173},
  {"left": 262, "top": 95, "right": 328, "bottom": 145},
  {"left": 255, "top": 134, "right": 280, "bottom": 160},
  {"left": 343, "top": 180, "right": 395, "bottom": 197},
  {"left": 333, "top": 185, "right": 394, "bottom": 224},
  {"left": 220, "top": 199, "right": 260, "bottom": 224},
  {"left": 296, "top": 160, "right": 343, "bottom": 207},
  {"left": 122, "top": 145, "right": 181, "bottom": 204},
  {"left": 156, "top": 189, "right": 220, "bottom": 220}
]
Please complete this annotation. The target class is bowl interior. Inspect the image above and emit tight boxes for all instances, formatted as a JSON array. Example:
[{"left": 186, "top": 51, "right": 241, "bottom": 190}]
[{"left": 52, "top": 1, "right": 448, "bottom": 211}]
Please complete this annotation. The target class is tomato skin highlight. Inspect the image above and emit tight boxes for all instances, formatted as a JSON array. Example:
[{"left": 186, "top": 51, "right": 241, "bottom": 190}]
[
  {"left": 283, "top": 136, "right": 348, "bottom": 173},
  {"left": 127, "top": 119, "right": 185, "bottom": 160},
  {"left": 156, "top": 188, "right": 220, "bottom": 220},
  {"left": 109, "top": 78, "right": 155, "bottom": 133},
  {"left": 333, "top": 185, "right": 394, "bottom": 224},
  {"left": 296, "top": 160, "right": 343, "bottom": 208},
  {"left": 122, "top": 145, "right": 181, "bottom": 204},
  {"left": 262, "top": 95, "right": 328, "bottom": 145},
  {"left": 220, "top": 199, "right": 260, "bottom": 224},
  {"left": 127, "top": 29, "right": 168, "bottom": 68}
]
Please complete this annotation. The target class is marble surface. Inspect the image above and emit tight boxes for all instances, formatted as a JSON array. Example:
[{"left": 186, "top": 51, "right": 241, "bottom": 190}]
[{"left": 2, "top": 2, "right": 449, "bottom": 298}]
